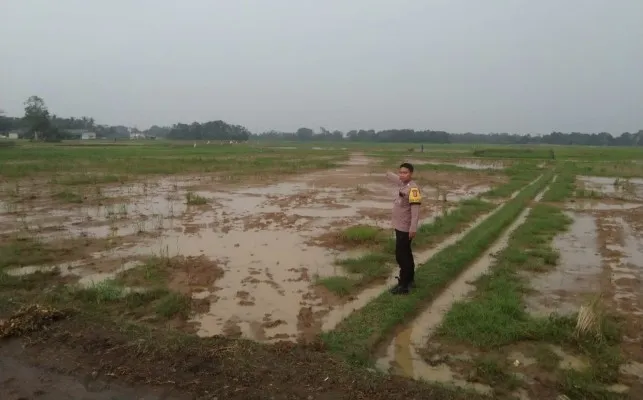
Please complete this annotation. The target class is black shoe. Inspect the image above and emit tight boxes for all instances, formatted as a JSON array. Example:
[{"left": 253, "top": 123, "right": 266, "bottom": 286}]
[
  {"left": 390, "top": 276, "right": 402, "bottom": 293},
  {"left": 391, "top": 285, "right": 409, "bottom": 295}
]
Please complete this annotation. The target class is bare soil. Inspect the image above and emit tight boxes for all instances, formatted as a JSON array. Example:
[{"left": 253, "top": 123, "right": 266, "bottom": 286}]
[{"left": 0, "top": 305, "right": 483, "bottom": 400}]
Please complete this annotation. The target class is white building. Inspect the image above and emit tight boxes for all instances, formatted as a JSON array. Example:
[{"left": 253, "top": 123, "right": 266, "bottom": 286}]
[
  {"left": 8, "top": 132, "right": 19, "bottom": 139},
  {"left": 130, "top": 132, "right": 146, "bottom": 140},
  {"left": 81, "top": 132, "right": 97, "bottom": 140}
]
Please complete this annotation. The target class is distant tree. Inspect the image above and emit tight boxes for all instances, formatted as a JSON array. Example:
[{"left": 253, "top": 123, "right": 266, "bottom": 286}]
[
  {"left": 296, "top": 127, "right": 314, "bottom": 140},
  {"left": 167, "top": 120, "right": 250, "bottom": 141},
  {"left": 0, "top": 109, "right": 9, "bottom": 132},
  {"left": 23, "top": 96, "right": 55, "bottom": 140},
  {"left": 146, "top": 125, "right": 171, "bottom": 138}
]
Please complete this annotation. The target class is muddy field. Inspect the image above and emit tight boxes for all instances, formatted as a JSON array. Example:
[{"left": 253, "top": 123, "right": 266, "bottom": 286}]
[
  {"left": 371, "top": 174, "right": 643, "bottom": 399},
  {"left": 2, "top": 143, "right": 643, "bottom": 399},
  {"left": 0, "top": 152, "right": 499, "bottom": 343}
]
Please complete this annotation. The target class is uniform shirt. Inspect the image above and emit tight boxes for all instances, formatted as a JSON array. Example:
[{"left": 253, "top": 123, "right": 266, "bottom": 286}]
[{"left": 387, "top": 172, "right": 421, "bottom": 233}]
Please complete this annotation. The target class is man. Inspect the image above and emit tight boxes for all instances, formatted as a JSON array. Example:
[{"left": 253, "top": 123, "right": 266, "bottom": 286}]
[{"left": 386, "top": 162, "right": 421, "bottom": 295}]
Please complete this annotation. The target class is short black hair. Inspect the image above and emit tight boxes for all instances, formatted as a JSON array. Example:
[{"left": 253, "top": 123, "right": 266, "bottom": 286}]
[{"left": 399, "top": 162, "right": 414, "bottom": 173}]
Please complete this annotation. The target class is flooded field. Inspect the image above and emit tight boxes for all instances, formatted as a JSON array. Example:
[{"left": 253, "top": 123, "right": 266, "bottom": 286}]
[
  {"left": 578, "top": 175, "right": 643, "bottom": 200},
  {"left": 4, "top": 142, "right": 643, "bottom": 399},
  {"left": 0, "top": 153, "right": 503, "bottom": 342},
  {"left": 411, "top": 158, "right": 507, "bottom": 170}
]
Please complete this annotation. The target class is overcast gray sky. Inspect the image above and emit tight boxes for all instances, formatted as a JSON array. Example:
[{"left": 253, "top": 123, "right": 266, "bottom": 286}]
[{"left": 1, "top": 0, "right": 642, "bottom": 134}]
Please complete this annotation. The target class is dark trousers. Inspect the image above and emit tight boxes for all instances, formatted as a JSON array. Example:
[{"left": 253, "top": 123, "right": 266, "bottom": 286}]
[{"left": 395, "top": 229, "right": 415, "bottom": 287}]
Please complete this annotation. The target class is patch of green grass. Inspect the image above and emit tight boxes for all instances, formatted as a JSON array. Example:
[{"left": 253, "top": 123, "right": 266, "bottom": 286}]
[
  {"left": 318, "top": 253, "right": 392, "bottom": 296},
  {"left": 76, "top": 280, "right": 126, "bottom": 303},
  {"left": 337, "top": 252, "right": 391, "bottom": 276},
  {"left": 47, "top": 280, "right": 192, "bottom": 320},
  {"left": 436, "top": 204, "right": 573, "bottom": 348},
  {"left": 154, "top": 291, "right": 191, "bottom": 318},
  {"left": 559, "top": 367, "right": 626, "bottom": 400},
  {"left": 0, "top": 142, "right": 348, "bottom": 182},
  {"left": 114, "top": 257, "right": 170, "bottom": 287},
  {"left": 340, "top": 225, "right": 385, "bottom": 245},
  {"left": 484, "top": 162, "right": 542, "bottom": 198},
  {"left": 471, "top": 356, "right": 521, "bottom": 394},
  {"left": 414, "top": 199, "right": 494, "bottom": 247},
  {"left": 0, "top": 236, "right": 62, "bottom": 270},
  {"left": 321, "top": 172, "right": 553, "bottom": 364},
  {"left": 542, "top": 167, "right": 576, "bottom": 202},
  {"left": 52, "top": 189, "right": 84, "bottom": 203},
  {"left": 435, "top": 199, "right": 623, "bottom": 398},
  {"left": 186, "top": 192, "right": 208, "bottom": 205},
  {"left": 472, "top": 147, "right": 556, "bottom": 160},
  {"left": 317, "top": 276, "right": 356, "bottom": 297}
]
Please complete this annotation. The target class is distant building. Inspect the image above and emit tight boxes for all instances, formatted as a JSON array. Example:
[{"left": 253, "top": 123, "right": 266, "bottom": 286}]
[
  {"left": 8, "top": 132, "right": 19, "bottom": 139},
  {"left": 130, "top": 132, "right": 146, "bottom": 140},
  {"left": 66, "top": 129, "right": 96, "bottom": 140}
]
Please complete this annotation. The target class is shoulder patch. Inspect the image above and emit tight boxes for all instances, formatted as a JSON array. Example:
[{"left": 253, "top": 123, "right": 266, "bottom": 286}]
[{"left": 409, "top": 187, "right": 422, "bottom": 204}]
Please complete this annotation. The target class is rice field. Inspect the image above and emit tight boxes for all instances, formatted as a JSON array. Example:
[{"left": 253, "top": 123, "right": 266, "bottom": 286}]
[{"left": 1, "top": 140, "right": 643, "bottom": 399}]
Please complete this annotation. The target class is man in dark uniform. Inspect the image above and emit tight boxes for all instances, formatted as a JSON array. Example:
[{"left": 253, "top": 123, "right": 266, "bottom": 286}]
[{"left": 386, "top": 162, "right": 421, "bottom": 295}]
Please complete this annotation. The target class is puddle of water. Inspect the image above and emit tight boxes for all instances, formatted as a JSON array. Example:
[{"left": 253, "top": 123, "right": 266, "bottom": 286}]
[
  {"left": 4, "top": 153, "right": 510, "bottom": 342},
  {"left": 117, "top": 228, "right": 344, "bottom": 341},
  {"left": 550, "top": 345, "right": 589, "bottom": 370},
  {"left": 525, "top": 212, "right": 602, "bottom": 317},
  {"left": 605, "top": 216, "right": 643, "bottom": 317},
  {"left": 578, "top": 175, "right": 643, "bottom": 200},
  {"left": 374, "top": 205, "right": 532, "bottom": 390},
  {"left": 566, "top": 200, "right": 643, "bottom": 211},
  {"left": 6, "top": 259, "right": 143, "bottom": 288},
  {"left": 411, "top": 160, "right": 506, "bottom": 170}
]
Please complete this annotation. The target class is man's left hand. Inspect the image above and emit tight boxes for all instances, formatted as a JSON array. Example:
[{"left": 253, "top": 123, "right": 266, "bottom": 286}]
[{"left": 409, "top": 231, "right": 416, "bottom": 239}]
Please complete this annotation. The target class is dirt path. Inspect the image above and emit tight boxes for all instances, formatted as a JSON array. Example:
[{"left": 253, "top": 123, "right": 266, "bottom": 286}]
[{"left": 373, "top": 180, "right": 552, "bottom": 395}]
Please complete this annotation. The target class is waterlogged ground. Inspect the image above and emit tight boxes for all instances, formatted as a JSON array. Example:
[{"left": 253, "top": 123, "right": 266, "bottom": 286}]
[
  {"left": 0, "top": 153, "right": 501, "bottom": 343},
  {"left": 363, "top": 173, "right": 643, "bottom": 399},
  {"left": 6, "top": 146, "right": 643, "bottom": 399}
]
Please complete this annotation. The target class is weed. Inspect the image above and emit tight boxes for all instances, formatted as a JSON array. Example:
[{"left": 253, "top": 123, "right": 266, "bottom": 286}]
[
  {"left": 484, "top": 162, "right": 542, "bottom": 198},
  {"left": 340, "top": 225, "right": 385, "bottom": 246},
  {"left": 186, "top": 192, "right": 208, "bottom": 205},
  {"left": 154, "top": 291, "right": 191, "bottom": 318},
  {"left": 317, "top": 276, "right": 356, "bottom": 297}
]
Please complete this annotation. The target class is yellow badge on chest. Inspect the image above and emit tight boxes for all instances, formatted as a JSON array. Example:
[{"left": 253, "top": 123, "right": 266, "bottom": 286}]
[{"left": 409, "top": 187, "right": 422, "bottom": 204}]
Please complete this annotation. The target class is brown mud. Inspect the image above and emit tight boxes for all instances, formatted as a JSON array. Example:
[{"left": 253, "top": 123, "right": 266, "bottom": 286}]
[
  {"left": 0, "top": 305, "right": 487, "bottom": 400},
  {"left": 0, "top": 153, "right": 502, "bottom": 343}
]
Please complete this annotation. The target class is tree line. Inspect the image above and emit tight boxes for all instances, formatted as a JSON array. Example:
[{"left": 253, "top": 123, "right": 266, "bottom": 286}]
[
  {"left": 1, "top": 96, "right": 642, "bottom": 145},
  {"left": 253, "top": 127, "right": 643, "bottom": 146},
  {"left": 0, "top": 96, "right": 250, "bottom": 141}
]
